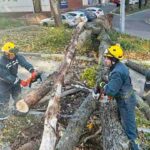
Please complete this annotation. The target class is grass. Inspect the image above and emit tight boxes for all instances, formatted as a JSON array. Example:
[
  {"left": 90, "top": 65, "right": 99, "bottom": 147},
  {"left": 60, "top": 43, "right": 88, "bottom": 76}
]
[
  {"left": 0, "top": 26, "right": 73, "bottom": 54},
  {"left": 108, "top": 30, "right": 150, "bottom": 60},
  {"left": 0, "top": 17, "right": 26, "bottom": 30}
]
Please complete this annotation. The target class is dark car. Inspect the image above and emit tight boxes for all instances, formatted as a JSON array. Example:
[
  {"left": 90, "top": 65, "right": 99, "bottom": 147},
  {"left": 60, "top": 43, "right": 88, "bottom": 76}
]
[{"left": 76, "top": 9, "right": 97, "bottom": 22}]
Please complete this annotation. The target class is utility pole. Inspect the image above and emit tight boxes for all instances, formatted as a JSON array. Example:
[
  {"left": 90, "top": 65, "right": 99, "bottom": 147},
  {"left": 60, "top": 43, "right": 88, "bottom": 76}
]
[{"left": 120, "top": 0, "right": 125, "bottom": 33}]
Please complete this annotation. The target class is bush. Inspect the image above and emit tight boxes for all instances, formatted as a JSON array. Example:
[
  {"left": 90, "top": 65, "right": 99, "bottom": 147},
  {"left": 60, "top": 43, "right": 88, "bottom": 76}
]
[{"left": 80, "top": 65, "right": 97, "bottom": 88}]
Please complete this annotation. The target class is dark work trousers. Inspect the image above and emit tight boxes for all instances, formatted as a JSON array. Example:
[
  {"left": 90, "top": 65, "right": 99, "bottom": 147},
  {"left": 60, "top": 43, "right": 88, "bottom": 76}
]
[
  {"left": 116, "top": 94, "right": 139, "bottom": 150},
  {"left": 0, "top": 82, "right": 21, "bottom": 105}
]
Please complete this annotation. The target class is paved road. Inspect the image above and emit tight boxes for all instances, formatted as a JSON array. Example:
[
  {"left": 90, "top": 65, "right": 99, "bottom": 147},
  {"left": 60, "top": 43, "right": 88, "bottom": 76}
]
[{"left": 112, "top": 9, "right": 150, "bottom": 39}]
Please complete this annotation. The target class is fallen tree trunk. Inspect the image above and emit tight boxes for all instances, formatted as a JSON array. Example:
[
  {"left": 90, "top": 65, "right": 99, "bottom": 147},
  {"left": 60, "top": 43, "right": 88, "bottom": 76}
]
[
  {"left": 125, "top": 60, "right": 149, "bottom": 76},
  {"left": 143, "top": 90, "right": 150, "bottom": 106},
  {"left": 100, "top": 100, "right": 129, "bottom": 150},
  {"left": 97, "top": 27, "right": 130, "bottom": 149},
  {"left": 39, "top": 21, "right": 86, "bottom": 150},
  {"left": 135, "top": 93, "right": 150, "bottom": 120},
  {"left": 56, "top": 94, "right": 97, "bottom": 150},
  {"left": 16, "top": 75, "right": 54, "bottom": 113},
  {"left": 38, "top": 88, "right": 81, "bottom": 104}
]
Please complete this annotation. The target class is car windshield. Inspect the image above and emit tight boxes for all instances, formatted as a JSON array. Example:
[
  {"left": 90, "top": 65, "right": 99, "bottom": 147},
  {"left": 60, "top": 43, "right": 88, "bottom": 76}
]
[
  {"left": 65, "top": 14, "right": 74, "bottom": 19},
  {"left": 68, "top": 13, "right": 77, "bottom": 17}
]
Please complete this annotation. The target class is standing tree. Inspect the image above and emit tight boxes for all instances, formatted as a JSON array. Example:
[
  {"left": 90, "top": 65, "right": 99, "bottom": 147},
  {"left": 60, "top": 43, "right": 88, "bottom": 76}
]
[
  {"left": 49, "top": 0, "right": 62, "bottom": 27},
  {"left": 32, "top": 0, "right": 42, "bottom": 13},
  {"left": 144, "top": 0, "right": 148, "bottom": 6},
  {"left": 125, "top": 0, "right": 130, "bottom": 11},
  {"left": 139, "top": 0, "right": 142, "bottom": 9}
]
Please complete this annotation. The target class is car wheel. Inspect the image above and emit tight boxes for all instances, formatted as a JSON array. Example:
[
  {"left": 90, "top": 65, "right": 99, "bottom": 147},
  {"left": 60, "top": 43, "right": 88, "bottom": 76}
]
[{"left": 43, "top": 22, "right": 48, "bottom": 27}]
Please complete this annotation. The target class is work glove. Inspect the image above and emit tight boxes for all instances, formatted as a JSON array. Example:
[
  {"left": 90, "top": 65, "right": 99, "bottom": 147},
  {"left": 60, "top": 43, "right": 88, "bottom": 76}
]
[
  {"left": 31, "top": 70, "right": 38, "bottom": 81},
  {"left": 92, "top": 90, "right": 100, "bottom": 99},
  {"left": 20, "top": 79, "right": 31, "bottom": 87},
  {"left": 92, "top": 81, "right": 106, "bottom": 100},
  {"left": 99, "top": 81, "right": 106, "bottom": 88}
]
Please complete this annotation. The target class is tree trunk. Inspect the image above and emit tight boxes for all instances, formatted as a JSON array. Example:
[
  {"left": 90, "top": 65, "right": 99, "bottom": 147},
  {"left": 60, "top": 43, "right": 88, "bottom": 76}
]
[
  {"left": 144, "top": 0, "right": 148, "bottom": 6},
  {"left": 49, "top": 0, "right": 62, "bottom": 27},
  {"left": 16, "top": 75, "right": 54, "bottom": 113},
  {"left": 56, "top": 95, "right": 97, "bottom": 150},
  {"left": 39, "top": 21, "right": 86, "bottom": 150},
  {"left": 125, "top": 60, "right": 148, "bottom": 76},
  {"left": 32, "top": 0, "right": 41, "bottom": 13},
  {"left": 125, "top": 0, "right": 130, "bottom": 11},
  {"left": 135, "top": 93, "right": 150, "bottom": 120},
  {"left": 139, "top": 0, "right": 142, "bottom": 9},
  {"left": 97, "top": 30, "right": 130, "bottom": 149},
  {"left": 100, "top": 99, "right": 129, "bottom": 150},
  {"left": 143, "top": 90, "right": 150, "bottom": 106}
]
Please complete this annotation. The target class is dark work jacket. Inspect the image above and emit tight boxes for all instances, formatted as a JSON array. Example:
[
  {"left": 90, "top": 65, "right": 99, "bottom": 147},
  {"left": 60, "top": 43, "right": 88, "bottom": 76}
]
[
  {"left": 0, "top": 54, "right": 34, "bottom": 86},
  {"left": 104, "top": 62, "right": 134, "bottom": 100}
]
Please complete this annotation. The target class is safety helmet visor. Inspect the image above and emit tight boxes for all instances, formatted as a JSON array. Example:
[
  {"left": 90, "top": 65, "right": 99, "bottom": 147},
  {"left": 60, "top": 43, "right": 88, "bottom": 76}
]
[{"left": 104, "top": 49, "right": 113, "bottom": 58}]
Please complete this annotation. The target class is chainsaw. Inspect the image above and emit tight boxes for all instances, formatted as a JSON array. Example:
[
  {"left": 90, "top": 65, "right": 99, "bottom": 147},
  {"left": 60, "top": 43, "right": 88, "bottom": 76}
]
[{"left": 29, "top": 72, "right": 42, "bottom": 87}]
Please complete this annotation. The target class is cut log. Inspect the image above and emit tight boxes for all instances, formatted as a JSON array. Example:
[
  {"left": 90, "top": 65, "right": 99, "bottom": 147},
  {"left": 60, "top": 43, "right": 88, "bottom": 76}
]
[
  {"left": 56, "top": 94, "right": 97, "bottom": 150},
  {"left": 39, "top": 21, "right": 86, "bottom": 150},
  {"left": 16, "top": 75, "right": 54, "bottom": 113},
  {"left": 125, "top": 60, "right": 150, "bottom": 76}
]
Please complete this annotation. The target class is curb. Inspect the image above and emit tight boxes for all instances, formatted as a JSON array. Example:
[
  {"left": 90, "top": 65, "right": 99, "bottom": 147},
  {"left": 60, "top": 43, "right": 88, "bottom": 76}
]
[{"left": 19, "top": 52, "right": 95, "bottom": 62}]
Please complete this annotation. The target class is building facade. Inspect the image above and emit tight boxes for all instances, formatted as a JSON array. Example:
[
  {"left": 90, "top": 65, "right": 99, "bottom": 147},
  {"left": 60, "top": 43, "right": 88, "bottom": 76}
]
[{"left": 0, "top": 0, "right": 103, "bottom": 13}]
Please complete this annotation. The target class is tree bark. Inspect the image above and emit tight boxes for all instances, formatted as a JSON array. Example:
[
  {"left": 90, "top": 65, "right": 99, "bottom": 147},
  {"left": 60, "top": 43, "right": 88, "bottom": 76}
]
[
  {"left": 100, "top": 100, "right": 129, "bottom": 150},
  {"left": 143, "top": 90, "right": 150, "bottom": 106},
  {"left": 49, "top": 0, "right": 62, "bottom": 27},
  {"left": 144, "top": 0, "right": 148, "bottom": 6},
  {"left": 56, "top": 95, "right": 97, "bottom": 150},
  {"left": 97, "top": 30, "right": 130, "bottom": 149},
  {"left": 139, "top": 0, "right": 142, "bottom": 9},
  {"left": 125, "top": 60, "right": 149, "bottom": 76},
  {"left": 39, "top": 21, "right": 86, "bottom": 150},
  {"left": 32, "top": 0, "right": 41, "bottom": 13},
  {"left": 135, "top": 93, "right": 150, "bottom": 120},
  {"left": 16, "top": 75, "right": 54, "bottom": 113}
]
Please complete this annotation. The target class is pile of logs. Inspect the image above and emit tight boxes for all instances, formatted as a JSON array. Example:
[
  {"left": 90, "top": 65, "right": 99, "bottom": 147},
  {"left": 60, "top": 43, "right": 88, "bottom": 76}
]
[{"left": 15, "top": 14, "right": 150, "bottom": 150}]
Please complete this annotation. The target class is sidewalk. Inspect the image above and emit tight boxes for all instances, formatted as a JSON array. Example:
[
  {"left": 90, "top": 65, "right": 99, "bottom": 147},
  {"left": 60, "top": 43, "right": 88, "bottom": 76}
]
[{"left": 112, "top": 9, "right": 150, "bottom": 39}]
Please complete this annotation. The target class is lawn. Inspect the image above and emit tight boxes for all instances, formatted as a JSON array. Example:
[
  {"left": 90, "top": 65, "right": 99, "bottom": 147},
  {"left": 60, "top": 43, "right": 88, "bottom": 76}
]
[{"left": 0, "top": 16, "right": 26, "bottom": 30}]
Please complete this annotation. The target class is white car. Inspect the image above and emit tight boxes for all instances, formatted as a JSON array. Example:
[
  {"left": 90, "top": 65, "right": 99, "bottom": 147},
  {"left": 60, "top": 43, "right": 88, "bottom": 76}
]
[
  {"left": 40, "top": 13, "right": 77, "bottom": 27},
  {"left": 85, "top": 7, "right": 104, "bottom": 18},
  {"left": 129, "top": 0, "right": 138, "bottom": 4},
  {"left": 66, "top": 11, "right": 88, "bottom": 22}
]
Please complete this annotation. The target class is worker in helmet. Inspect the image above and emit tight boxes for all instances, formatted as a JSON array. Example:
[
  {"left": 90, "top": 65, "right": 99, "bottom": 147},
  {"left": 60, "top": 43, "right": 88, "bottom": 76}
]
[
  {"left": 0, "top": 42, "right": 38, "bottom": 119},
  {"left": 93, "top": 44, "right": 139, "bottom": 150}
]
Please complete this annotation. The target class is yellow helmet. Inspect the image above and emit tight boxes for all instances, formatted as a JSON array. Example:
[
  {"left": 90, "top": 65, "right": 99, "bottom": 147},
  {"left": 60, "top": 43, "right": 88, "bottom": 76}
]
[
  {"left": 1, "top": 42, "right": 18, "bottom": 56},
  {"left": 104, "top": 44, "right": 123, "bottom": 60}
]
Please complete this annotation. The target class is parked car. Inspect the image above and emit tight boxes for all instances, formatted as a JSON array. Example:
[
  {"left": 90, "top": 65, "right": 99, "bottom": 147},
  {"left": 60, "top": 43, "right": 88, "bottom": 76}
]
[
  {"left": 85, "top": 7, "right": 104, "bottom": 18},
  {"left": 66, "top": 11, "right": 88, "bottom": 22},
  {"left": 76, "top": 9, "right": 97, "bottom": 22},
  {"left": 40, "top": 13, "right": 77, "bottom": 27}
]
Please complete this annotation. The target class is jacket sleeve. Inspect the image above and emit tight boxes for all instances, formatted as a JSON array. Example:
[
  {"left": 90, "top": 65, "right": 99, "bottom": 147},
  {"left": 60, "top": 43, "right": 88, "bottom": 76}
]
[
  {"left": 17, "top": 54, "right": 34, "bottom": 73},
  {"left": 0, "top": 65, "right": 20, "bottom": 84},
  {"left": 104, "top": 72, "right": 123, "bottom": 97}
]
